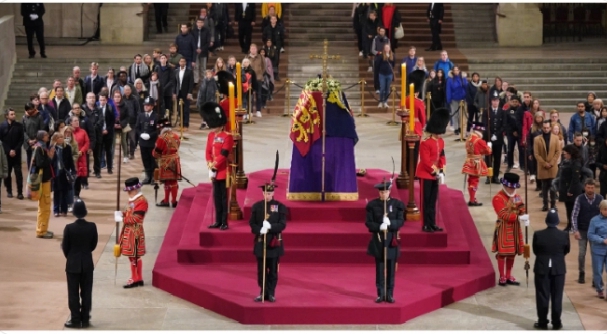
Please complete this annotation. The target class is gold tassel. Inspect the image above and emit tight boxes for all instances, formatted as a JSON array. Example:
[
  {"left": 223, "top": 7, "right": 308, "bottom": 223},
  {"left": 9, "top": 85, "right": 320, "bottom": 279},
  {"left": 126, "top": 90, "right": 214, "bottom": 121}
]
[{"left": 113, "top": 244, "right": 121, "bottom": 257}]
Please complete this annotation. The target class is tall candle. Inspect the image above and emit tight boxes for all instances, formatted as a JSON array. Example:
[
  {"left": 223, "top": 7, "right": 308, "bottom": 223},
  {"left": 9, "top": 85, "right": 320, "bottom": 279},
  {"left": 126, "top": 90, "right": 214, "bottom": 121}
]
[
  {"left": 236, "top": 62, "right": 243, "bottom": 109},
  {"left": 409, "top": 84, "right": 414, "bottom": 133},
  {"left": 401, "top": 63, "right": 406, "bottom": 107},
  {"left": 229, "top": 82, "right": 236, "bottom": 132}
]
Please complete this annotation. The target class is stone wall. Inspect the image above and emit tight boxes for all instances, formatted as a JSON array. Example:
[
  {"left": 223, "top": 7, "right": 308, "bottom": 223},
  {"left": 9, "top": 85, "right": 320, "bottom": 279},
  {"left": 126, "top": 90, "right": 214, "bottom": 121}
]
[
  {"left": 100, "top": 4, "right": 146, "bottom": 44},
  {"left": 0, "top": 3, "right": 99, "bottom": 38},
  {"left": 0, "top": 15, "right": 16, "bottom": 112},
  {"left": 496, "top": 3, "right": 543, "bottom": 46}
]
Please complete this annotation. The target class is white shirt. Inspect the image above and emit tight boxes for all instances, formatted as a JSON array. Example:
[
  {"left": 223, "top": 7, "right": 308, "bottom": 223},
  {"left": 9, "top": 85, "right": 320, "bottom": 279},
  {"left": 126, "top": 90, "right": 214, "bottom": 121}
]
[
  {"left": 179, "top": 67, "right": 185, "bottom": 88},
  {"left": 66, "top": 87, "right": 76, "bottom": 105},
  {"left": 100, "top": 104, "right": 107, "bottom": 131}
]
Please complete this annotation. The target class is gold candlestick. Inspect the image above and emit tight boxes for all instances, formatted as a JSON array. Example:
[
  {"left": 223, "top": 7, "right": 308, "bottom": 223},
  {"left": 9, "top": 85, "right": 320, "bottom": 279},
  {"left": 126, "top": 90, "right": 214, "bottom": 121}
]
[{"left": 405, "top": 134, "right": 421, "bottom": 221}]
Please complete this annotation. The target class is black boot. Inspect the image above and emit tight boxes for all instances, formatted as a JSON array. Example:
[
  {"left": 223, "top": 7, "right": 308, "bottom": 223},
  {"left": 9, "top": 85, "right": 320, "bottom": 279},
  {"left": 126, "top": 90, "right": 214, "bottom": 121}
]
[
  {"left": 485, "top": 177, "right": 490, "bottom": 185},
  {"left": 386, "top": 290, "right": 395, "bottom": 303},
  {"left": 578, "top": 271, "right": 585, "bottom": 284},
  {"left": 208, "top": 222, "right": 221, "bottom": 228},
  {"left": 220, "top": 224, "right": 229, "bottom": 230}
]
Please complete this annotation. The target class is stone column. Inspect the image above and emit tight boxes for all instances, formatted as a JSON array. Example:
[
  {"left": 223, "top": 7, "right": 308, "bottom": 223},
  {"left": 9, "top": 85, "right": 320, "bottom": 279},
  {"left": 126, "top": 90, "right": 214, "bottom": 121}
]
[
  {"left": 0, "top": 15, "right": 16, "bottom": 111},
  {"left": 496, "top": 3, "right": 543, "bottom": 46},
  {"left": 100, "top": 3, "right": 146, "bottom": 44}
]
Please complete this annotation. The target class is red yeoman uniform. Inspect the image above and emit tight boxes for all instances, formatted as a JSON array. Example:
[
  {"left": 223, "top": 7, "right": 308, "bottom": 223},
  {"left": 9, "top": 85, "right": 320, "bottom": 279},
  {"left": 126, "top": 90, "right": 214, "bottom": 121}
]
[
  {"left": 461, "top": 123, "right": 492, "bottom": 205},
  {"left": 118, "top": 177, "right": 148, "bottom": 288},
  {"left": 492, "top": 172, "right": 526, "bottom": 286},
  {"left": 152, "top": 118, "right": 181, "bottom": 206}
]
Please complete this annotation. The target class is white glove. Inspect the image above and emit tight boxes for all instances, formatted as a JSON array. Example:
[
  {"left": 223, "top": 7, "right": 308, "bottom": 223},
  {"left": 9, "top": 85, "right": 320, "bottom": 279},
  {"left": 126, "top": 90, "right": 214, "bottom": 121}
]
[
  {"left": 260, "top": 227, "right": 268, "bottom": 235},
  {"left": 30, "top": 14, "right": 38, "bottom": 20},
  {"left": 519, "top": 214, "right": 530, "bottom": 226},
  {"left": 438, "top": 173, "right": 445, "bottom": 184},
  {"left": 140, "top": 133, "right": 150, "bottom": 140},
  {"left": 491, "top": 135, "right": 497, "bottom": 142},
  {"left": 263, "top": 220, "right": 271, "bottom": 229},
  {"left": 487, "top": 142, "right": 493, "bottom": 149},
  {"left": 208, "top": 169, "right": 216, "bottom": 180},
  {"left": 114, "top": 211, "right": 123, "bottom": 223},
  {"left": 382, "top": 216, "right": 390, "bottom": 226},
  {"left": 380, "top": 221, "right": 389, "bottom": 231}
]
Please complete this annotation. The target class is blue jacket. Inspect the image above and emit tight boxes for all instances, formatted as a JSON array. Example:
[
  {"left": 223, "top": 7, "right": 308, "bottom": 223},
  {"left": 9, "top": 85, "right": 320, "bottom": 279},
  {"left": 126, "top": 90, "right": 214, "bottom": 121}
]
[
  {"left": 433, "top": 59, "right": 454, "bottom": 76},
  {"left": 446, "top": 74, "right": 467, "bottom": 104},
  {"left": 568, "top": 112, "right": 596, "bottom": 142},
  {"left": 466, "top": 81, "right": 480, "bottom": 106},
  {"left": 588, "top": 214, "right": 607, "bottom": 256},
  {"left": 402, "top": 56, "right": 417, "bottom": 75}
]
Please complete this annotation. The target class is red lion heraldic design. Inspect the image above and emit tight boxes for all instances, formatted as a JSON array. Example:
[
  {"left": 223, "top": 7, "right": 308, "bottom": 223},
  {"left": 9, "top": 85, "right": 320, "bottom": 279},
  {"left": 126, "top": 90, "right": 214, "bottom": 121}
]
[
  {"left": 491, "top": 190, "right": 525, "bottom": 256},
  {"left": 120, "top": 194, "right": 148, "bottom": 257}
]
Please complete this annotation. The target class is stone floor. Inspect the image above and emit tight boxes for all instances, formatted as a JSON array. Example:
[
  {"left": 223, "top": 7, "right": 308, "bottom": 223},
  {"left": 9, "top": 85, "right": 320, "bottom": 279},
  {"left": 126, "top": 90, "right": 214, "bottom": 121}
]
[{"left": 0, "top": 43, "right": 606, "bottom": 330}]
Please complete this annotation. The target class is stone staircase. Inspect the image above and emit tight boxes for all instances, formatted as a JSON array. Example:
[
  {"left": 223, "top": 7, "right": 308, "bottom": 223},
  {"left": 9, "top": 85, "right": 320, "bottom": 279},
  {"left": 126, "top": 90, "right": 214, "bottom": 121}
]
[
  {"left": 286, "top": 3, "right": 363, "bottom": 114},
  {"left": 146, "top": 4, "right": 191, "bottom": 43},
  {"left": 451, "top": 3, "right": 497, "bottom": 48},
  {"left": 3, "top": 58, "right": 132, "bottom": 117},
  {"left": 184, "top": 3, "right": 289, "bottom": 115},
  {"left": 466, "top": 58, "right": 607, "bottom": 112},
  {"left": 399, "top": 3, "right": 456, "bottom": 50}
]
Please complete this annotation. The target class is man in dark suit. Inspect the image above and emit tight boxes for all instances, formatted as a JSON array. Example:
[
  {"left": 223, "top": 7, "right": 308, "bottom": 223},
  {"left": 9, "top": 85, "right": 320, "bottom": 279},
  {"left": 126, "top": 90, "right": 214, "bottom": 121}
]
[
  {"left": 532, "top": 209, "right": 570, "bottom": 330},
  {"left": 97, "top": 92, "right": 116, "bottom": 174},
  {"left": 234, "top": 3, "right": 256, "bottom": 54},
  {"left": 426, "top": 3, "right": 444, "bottom": 51},
  {"left": 172, "top": 57, "right": 194, "bottom": 131},
  {"left": 136, "top": 97, "right": 159, "bottom": 184},
  {"left": 61, "top": 199, "right": 98, "bottom": 329},
  {"left": 21, "top": 3, "right": 46, "bottom": 58},
  {"left": 0, "top": 108, "right": 24, "bottom": 199},
  {"left": 83, "top": 62, "right": 105, "bottom": 98},
  {"left": 153, "top": 3, "right": 169, "bottom": 34},
  {"left": 482, "top": 90, "right": 508, "bottom": 184}
]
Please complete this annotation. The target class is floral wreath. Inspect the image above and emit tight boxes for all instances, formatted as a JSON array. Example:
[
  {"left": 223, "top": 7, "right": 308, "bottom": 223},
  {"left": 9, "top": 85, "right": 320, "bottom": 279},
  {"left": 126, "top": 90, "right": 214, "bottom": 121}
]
[{"left": 304, "top": 77, "right": 342, "bottom": 93}]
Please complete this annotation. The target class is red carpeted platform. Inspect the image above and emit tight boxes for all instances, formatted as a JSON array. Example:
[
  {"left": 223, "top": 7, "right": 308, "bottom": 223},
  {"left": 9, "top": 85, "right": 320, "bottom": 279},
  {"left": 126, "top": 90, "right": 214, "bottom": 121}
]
[{"left": 153, "top": 169, "right": 495, "bottom": 325}]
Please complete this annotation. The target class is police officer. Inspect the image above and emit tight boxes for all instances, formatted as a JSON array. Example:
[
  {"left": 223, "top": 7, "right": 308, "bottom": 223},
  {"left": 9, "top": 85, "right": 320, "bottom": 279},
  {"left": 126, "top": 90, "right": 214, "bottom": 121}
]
[
  {"left": 61, "top": 199, "right": 98, "bottom": 329},
  {"left": 249, "top": 183, "right": 287, "bottom": 302},
  {"left": 136, "top": 97, "right": 158, "bottom": 184},
  {"left": 21, "top": 3, "right": 46, "bottom": 58},
  {"left": 505, "top": 94, "right": 524, "bottom": 173},
  {"left": 482, "top": 90, "right": 507, "bottom": 184},
  {"left": 365, "top": 180, "right": 405, "bottom": 303}
]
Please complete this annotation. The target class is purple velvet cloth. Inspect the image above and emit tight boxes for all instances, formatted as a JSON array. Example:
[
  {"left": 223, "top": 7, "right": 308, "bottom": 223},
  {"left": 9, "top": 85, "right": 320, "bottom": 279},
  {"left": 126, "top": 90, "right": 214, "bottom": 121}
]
[{"left": 288, "top": 137, "right": 357, "bottom": 197}]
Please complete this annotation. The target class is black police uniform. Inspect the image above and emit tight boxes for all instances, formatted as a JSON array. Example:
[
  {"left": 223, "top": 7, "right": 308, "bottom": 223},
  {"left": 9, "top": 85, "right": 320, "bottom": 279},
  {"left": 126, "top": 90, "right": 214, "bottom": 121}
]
[
  {"left": 481, "top": 97, "right": 508, "bottom": 184},
  {"left": 21, "top": 3, "right": 46, "bottom": 58},
  {"left": 136, "top": 98, "right": 158, "bottom": 183},
  {"left": 249, "top": 186, "right": 287, "bottom": 302},
  {"left": 365, "top": 183, "right": 405, "bottom": 303},
  {"left": 61, "top": 200, "right": 98, "bottom": 329}
]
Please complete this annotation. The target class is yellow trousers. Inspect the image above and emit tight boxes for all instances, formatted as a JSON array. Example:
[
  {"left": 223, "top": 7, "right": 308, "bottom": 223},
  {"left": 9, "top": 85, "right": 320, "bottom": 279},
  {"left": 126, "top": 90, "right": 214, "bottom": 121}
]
[{"left": 36, "top": 181, "right": 51, "bottom": 236}]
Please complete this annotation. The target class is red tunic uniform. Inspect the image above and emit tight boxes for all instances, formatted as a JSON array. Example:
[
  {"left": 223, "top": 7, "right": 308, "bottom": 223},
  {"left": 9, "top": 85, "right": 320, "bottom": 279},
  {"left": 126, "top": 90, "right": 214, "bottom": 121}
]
[
  {"left": 120, "top": 193, "right": 148, "bottom": 257},
  {"left": 461, "top": 133, "right": 492, "bottom": 177},
  {"left": 152, "top": 129, "right": 181, "bottom": 181},
  {"left": 404, "top": 95, "right": 427, "bottom": 137},
  {"left": 415, "top": 135, "right": 446, "bottom": 180},
  {"left": 491, "top": 190, "right": 525, "bottom": 256},
  {"left": 205, "top": 131, "right": 234, "bottom": 180}
]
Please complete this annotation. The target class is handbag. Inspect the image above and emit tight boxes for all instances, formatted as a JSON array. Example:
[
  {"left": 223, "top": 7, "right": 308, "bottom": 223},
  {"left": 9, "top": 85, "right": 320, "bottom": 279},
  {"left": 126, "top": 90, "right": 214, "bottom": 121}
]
[
  {"left": 122, "top": 123, "right": 132, "bottom": 133},
  {"left": 394, "top": 24, "right": 404, "bottom": 39},
  {"left": 57, "top": 147, "right": 76, "bottom": 185},
  {"left": 27, "top": 147, "right": 43, "bottom": 201}
]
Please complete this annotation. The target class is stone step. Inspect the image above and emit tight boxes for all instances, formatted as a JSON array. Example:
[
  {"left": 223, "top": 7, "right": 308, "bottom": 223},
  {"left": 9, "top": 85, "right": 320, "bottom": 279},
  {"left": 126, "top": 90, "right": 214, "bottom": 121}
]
[
  {"left": 468, "top": 58, "right": 607, "bottom": 64},
  {"left": 468, "top": 70, "right": 607, "bottom": 78},
  {"left": 470, "top": 64, "right": 607, "bottom": 71}
]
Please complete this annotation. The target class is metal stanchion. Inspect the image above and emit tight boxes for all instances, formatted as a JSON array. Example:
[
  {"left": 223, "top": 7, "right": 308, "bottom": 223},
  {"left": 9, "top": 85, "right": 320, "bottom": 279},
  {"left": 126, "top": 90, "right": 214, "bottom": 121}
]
[
  {"left": 179, "top": 99, "right": 188, "bottom": 140},
  {"left": 172, "top": 99, "right": 178, "bottom": 128},
  {"left": 386, "top": 86, "right": 399, "bottom": 126},
  {"left": 425, "top": 92, "right": 431, "bottom": 121},
  {"left": 282, "top": 79, "right": 292, "bottom": 117},
  {"left": 357, "top": 79, "right": 368, "bottom": 117},
  {"left": 243, "top": 89, "right": 255, "bottom": 124},
  {"left": 459, "top": 100, "right": 466, "bottom": 142}
]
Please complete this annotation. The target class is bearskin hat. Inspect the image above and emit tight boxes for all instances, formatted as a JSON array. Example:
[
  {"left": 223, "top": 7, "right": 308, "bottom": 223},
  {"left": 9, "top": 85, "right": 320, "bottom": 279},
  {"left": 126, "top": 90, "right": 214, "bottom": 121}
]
[
  {"left": 200, "top": 101, "right": 227, "bottom": 129},
  {"left": 425, "top": 107, "right": 450, "bottom": 135},
  {"left": 215, "top": 71, "right": 236, "bottom": 96},
  {"left": 407, "top": 69, "right": 427, "bottom": 96}
]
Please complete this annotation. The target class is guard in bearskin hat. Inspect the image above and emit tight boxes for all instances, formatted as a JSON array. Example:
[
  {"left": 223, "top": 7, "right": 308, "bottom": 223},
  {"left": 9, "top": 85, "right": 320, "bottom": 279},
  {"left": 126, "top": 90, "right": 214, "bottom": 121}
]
[
  {"left": 115, "top": 177, "right": 148, "bottom": 289},
  {"left": 62, "top": 199, "right": 98, "bottom": 328},
  {"left": 152, "top": 117, "right": 181, "bottom": 207},
  {"left": 202, "top": 101, "right": 234, "bottom": 230},
  {"left": 492, "top": 172, "right": 528, "bottom": 286},
  {"left": 462, "top": 122, "right": 492, "bottom": 206},
  {"left": 416, "top": 107, "right": 449, "bottom": 233},
  {"left": 215, "top": 70, "right": 236, "bottom": 132},
  {"left": 365, "top": 179, "right": 405, "bottom": 303},
  {"left": 402, "top": 69, "right": 428, "bottom": 170}
]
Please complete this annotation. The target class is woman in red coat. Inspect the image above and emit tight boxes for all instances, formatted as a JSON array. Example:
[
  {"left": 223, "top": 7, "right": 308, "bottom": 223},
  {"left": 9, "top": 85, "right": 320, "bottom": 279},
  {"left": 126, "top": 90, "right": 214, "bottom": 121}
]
[{"left": 69, "top": 115, "right": 89, "bottom": 198}]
